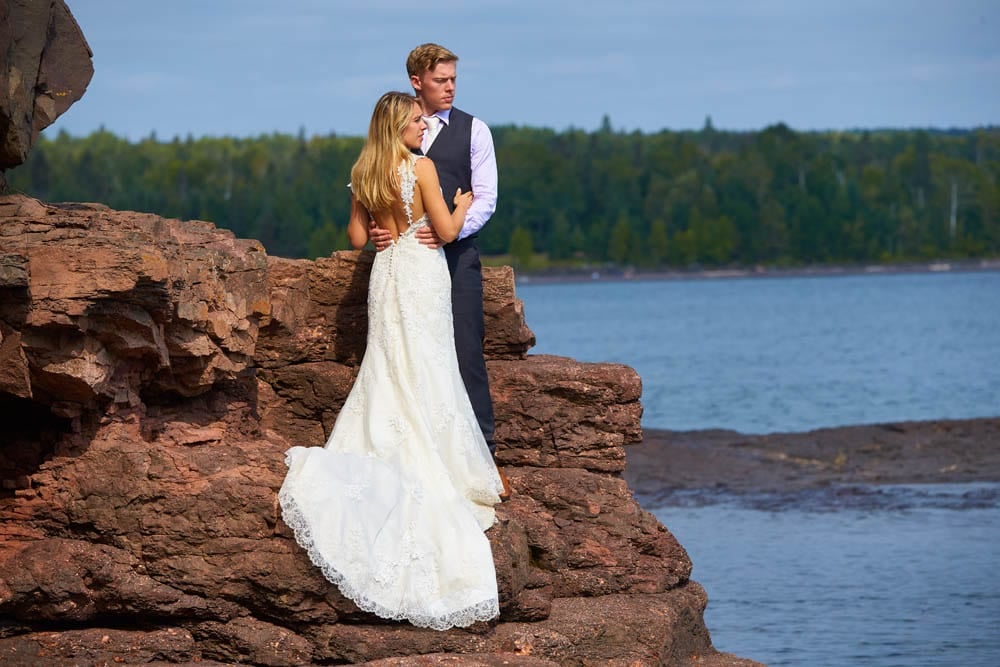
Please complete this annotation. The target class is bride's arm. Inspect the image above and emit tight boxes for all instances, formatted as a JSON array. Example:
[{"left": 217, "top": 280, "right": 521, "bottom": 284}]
[
  {"left": 347, "top": 194, "right": 371, "bottom": 249},
  {"left": 415, "top": 158, "right": 472, "bottom": 243}
]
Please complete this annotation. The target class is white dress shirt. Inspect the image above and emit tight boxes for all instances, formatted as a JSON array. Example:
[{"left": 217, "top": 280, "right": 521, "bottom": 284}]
[{"left": 425, "top": 108, "right": 498, "bottom": 241}]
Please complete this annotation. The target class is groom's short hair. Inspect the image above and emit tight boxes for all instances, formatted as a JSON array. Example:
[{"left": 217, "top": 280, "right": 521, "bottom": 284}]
[{"left": 407, "top": 43, "right": 459, "bottom": 77}]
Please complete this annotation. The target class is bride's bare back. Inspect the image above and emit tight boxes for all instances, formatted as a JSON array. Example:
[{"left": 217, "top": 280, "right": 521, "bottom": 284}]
[
  {"left": 349, "top": 156, "right": 472, "bottom": 249},
  {"left": 370, "top": 166, "right": 430, "bottom": 240}
]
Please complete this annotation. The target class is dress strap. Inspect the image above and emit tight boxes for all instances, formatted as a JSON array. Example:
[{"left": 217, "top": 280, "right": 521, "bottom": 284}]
[{"left": 398, "top": 154, "right": 421, "bottom": 226}]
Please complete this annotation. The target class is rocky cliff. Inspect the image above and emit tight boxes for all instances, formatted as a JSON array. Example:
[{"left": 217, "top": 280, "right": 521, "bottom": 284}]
[
  {"left": 0, "top": 0, "right": 93, "bottom": 183},
  {"left": 0, "top": 196, "right": 761, "bottom": 666}
]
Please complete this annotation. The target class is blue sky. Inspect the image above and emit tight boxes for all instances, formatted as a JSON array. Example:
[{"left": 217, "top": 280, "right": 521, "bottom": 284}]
[{"left": 52, "top": 0, "right": 1000, "bottom": 140}]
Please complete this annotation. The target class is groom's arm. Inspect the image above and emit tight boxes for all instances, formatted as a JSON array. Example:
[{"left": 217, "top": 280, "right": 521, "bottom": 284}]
[
  {"left": 368, "top": 219, "right": 393, "bottom": 251},
  {"left": 456, "top": 118, "right": 497, "bottom": 241}
]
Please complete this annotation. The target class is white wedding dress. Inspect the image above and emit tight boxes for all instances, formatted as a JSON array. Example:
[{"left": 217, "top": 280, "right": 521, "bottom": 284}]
[{"left": 279, "top": 155, "right": 504, "bottom": 630}]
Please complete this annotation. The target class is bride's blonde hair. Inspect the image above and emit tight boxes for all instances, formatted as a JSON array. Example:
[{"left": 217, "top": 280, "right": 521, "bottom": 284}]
[{"left": 350, "top": 91, "right": 418, "bottom": 213}]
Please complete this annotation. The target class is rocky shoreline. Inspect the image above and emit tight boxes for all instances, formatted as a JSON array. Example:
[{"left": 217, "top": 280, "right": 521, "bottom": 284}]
[
  {"left": 625, "top": 417, "right": 1000, "bottom": 509},
  {"left": 0, "top": 194, "right": 763, "bottom": 667},
  {"left": 511, "top": 258, "right": 1000, "bottom": 285}
]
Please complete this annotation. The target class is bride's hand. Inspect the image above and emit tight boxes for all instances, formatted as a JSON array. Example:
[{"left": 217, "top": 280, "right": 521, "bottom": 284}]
[{"left": 454, "top": 188, "right": 473, "bottom": 210}]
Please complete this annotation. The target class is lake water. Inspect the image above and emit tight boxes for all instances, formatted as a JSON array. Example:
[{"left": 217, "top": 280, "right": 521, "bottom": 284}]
[
  {"left": 518, "top": 270, "right": 1000, "bottom": 434},
  {"left": 516, "top": 270, "right": 1000, "bottom": 667},
  {"left": 656, "top": 490, "right": 1000, "bottom": 667}
]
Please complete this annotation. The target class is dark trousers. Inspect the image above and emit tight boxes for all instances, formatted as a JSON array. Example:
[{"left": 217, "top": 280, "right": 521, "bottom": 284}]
[{"left": 444, "top": 236, "right": 495, "bottom": 453}]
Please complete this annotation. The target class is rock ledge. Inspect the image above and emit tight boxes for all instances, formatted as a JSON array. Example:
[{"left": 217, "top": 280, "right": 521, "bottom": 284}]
[{"left": 0, "top": 195, "right": 762, "bottom": 667}]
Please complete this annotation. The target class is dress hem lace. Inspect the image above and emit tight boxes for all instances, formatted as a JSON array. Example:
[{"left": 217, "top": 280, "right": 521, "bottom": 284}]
[{"left": 278, "top": 482, "right": 501, "bottom": 631}]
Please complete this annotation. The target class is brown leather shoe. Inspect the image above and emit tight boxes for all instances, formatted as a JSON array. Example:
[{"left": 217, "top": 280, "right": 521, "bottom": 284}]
[{"left": 497, "top": 466, "right": 511, "bottom": 502}]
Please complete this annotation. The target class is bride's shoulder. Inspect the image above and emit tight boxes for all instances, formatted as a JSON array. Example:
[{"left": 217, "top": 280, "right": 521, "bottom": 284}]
[{"left": 413, "top": 155, "right": 436, "bottom": 178}]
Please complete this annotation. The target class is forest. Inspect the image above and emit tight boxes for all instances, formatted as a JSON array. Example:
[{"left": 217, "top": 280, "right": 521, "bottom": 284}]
[{"left": 7, "top": 119, "right": 999, "bottom": 270}]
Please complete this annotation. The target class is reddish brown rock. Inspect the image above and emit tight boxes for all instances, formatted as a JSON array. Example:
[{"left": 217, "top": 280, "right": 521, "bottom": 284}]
[
  {"left": 482, "top": 266, "right": 535, "bottom": 360},
  {"left": 256, "top": 257, "right": 539, "bottom": 448},
  {"left": 323, "top": 587, "right": 721, "bottom": 666},
  {"left": 0, "top": 327, "right": 30, "bottom": 399},
  {"left": 0, "top": 194, "right": 762, "bottom": 666},
  {"left": 257, "top": 256, "right": 532, "bottom": 372},
  {"left": 363, "top": 655, "right": 557, "bottom": 666},
  {"left": 0, "top": 0, "right": 93, "bottom": 173},
  {"left": 0, "top": 628, "right": 200, "bottom": 666},
  {"left": 490, "top": 355, "right": 643, "bottom": 473},
  {"left": 498, "top": 467, "right": 690, "bottom": 600},
  {"left": 0, "top": 198, "right": 269, "bottom": 414}
]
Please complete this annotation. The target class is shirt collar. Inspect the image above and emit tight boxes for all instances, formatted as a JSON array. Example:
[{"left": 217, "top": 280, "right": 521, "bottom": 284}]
[{"left": 427, "top": 108, "right": 451, "bottom": 125}]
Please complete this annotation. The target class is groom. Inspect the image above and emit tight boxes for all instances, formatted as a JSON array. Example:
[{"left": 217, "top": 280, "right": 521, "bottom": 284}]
[{"left": 370, "top": 44, "right": 507, "bottom": 497}]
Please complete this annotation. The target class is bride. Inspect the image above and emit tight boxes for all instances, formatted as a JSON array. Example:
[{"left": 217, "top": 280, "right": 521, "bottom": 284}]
[{"left": 279, "top": 91, "right": 506, "bottom": 631}]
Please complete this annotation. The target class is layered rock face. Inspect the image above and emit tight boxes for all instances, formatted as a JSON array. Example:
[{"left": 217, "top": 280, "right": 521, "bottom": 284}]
[{"left": 0, "top": 195, "right": 760, "bottom": 666}]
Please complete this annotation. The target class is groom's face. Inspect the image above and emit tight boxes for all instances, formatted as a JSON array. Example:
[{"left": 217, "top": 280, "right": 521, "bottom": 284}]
[{"left": 411, "top": 61, "right": 456, "bottom": 114}]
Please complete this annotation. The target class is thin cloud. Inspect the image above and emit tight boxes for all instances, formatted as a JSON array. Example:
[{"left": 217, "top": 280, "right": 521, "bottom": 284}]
[
  {"left": 105, "top": 72, "right": 193, "bottom": 95},
  {"left": 48, "top": 0, "right": 1000, "bottom": 138},
  {"left": 336, "top": 73, "right": 409, "bottom": 98}
]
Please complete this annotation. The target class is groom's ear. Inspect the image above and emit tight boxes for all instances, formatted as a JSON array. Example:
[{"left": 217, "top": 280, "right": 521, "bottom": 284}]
[{"left": 410, "top": 73, "right": 422, "bottom": 92}]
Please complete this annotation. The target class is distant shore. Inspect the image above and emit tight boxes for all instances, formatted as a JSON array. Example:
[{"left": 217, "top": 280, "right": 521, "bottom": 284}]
[
  {"left": 624, "top": 417, "right": 1000, "bottom": 506},
  {"left": 510, "top": 258, "right": 1000, "bottom": 285}
]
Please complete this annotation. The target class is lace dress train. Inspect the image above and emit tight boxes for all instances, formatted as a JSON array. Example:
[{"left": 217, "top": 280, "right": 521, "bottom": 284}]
[{"left": 279, "top": 155, "right": 505, "bottom": 630}]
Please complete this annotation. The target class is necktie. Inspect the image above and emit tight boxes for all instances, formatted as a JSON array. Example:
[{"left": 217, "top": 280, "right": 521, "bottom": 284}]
[{"left": 423, "top": 115, "right": 442, "bottom": 153}]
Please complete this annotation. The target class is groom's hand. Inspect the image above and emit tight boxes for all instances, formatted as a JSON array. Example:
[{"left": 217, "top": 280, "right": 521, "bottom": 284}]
[
  {"left": 416, "top": 225, "right": 445, "bottom": 249},
  {"left": 369, "top": 220, "right": 393, "bottom": 252}
]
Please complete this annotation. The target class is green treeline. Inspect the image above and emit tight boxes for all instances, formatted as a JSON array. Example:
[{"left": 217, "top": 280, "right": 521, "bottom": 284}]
[{"left": 7, "top": 121, "right": 1000, "bottom": 267}]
